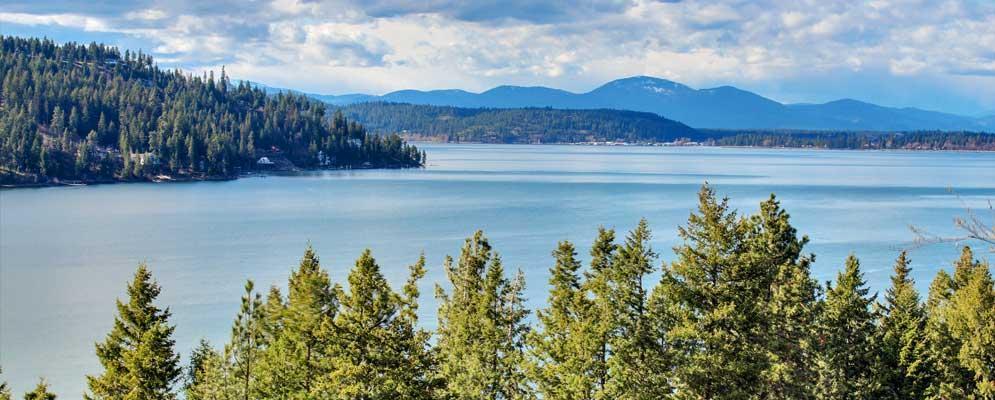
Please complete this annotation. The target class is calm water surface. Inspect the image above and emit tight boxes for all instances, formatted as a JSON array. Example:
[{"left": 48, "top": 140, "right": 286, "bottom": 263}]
[{"left": 2, "top": 144, "right": 994, "bottom": 396}]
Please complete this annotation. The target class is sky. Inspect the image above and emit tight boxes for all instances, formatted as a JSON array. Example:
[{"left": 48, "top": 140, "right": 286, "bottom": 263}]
[{"left": 2, "top": 0, "right": 995, "bottom": 116}]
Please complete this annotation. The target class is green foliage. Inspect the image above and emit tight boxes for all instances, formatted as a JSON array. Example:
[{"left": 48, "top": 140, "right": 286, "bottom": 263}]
[
  {"left": 745, "top": 195, "right": 822, "bottom": 399},
  {"left": 86, "top": 263, "right": 181, "bottom": 400},
  {"left": 184, "top": 340, "right": 227, "bottom": 400},
  {"left": 0, "top": 36, "right": 423, "bottom": 185},
  {"left": 316, "top": 250, "right": 436, "bottom": 399},
  {"left": 875, "top": 252, "right": 928, "bottom": 399},
  {"left": 656, "top": 185, "right": 770, "bottom": 399},
  {"left": 255, "top": 245, "right": 339, "bottom": 399},
  {"left": 816, "top": 255, "right": 878, "bottom": 399},
  {"left": 23, "top": 380, "right": 56, "bottom": 400},
  {"left": 528, "top": 241, "right": 600, "bottom": 400},
  {"left": 710, "top": 129, "right": 995, "bottom": 150},
  {"left": 343, "top": 102, "right": 700, "bottom": 144},
  {"left": 226, "top": 280, "right": 266, "bottom": 400},
  {"left": 435, "top": 231, "right": 531, "bottom": 399},
  {"left": 48, "top": 184, "right": 995, "bottom": 399}
]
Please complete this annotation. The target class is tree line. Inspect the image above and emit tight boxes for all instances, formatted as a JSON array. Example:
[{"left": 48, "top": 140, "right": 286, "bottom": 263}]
[
  {"left": 341, "top": 102, "right": 701, "bottom": 144},
  {"left": 2, "top": 184, "right": 993, "bottom": 399},
  {"left": 0, "top": 36, "right": 424, "bottom": 185},
  {"left": 705, "top": 130, "right": 995, "bottom": 151}
]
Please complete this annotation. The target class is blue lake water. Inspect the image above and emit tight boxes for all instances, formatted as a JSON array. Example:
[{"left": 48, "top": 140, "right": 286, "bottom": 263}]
[{"left": 2, "top": 144, "right": 994, "bottom": 396}]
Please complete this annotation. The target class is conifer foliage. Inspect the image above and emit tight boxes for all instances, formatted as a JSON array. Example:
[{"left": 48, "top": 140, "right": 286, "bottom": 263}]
[
  {"left": 0, "top": 36, "right": 424, "bottom": 185},
  {"left": 86, "top": 263, "right": 181, "bottom": 400},
  {"left": 20, "top": 184, "right": 994, "bottom": 399}
]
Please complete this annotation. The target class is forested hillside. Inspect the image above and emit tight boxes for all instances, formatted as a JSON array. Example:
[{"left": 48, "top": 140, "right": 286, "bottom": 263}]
[
  {"left": 0, "top": 36, "right": 424, "bottom": 186},
  {"left": 709, "top": 129, "right": 995, "bottom": 150},
  {"left": 341, "top": 102, "right": 701, "bottom": 143},
  {"left": 4, "top": 185, "right": 993, "bottom": 399}
]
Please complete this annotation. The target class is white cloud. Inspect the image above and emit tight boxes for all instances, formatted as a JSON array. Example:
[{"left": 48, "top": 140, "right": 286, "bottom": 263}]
[{"left": 1, "top": 0, "right": 994, "bottom": 113}]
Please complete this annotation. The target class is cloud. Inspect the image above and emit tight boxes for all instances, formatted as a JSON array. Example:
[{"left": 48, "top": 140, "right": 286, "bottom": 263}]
[{"left": 1, "top": 0, "right": 994, "bottom": 114}]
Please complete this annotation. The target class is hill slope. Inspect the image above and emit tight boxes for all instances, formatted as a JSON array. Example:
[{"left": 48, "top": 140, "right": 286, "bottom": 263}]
[
  {"left": 299, "top": 76, "right": 991, "bottom": 131},
  {"left": 0, "top": 36, "right": 424, "bottom": 185},
  {"left": 341, "top": 102, "right": 700, "bottom": 143}
]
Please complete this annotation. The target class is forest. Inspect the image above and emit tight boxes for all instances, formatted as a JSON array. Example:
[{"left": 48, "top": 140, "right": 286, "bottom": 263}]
[
  {"left": 0, "top": 36, "right": 424, "bottom": 186},
  {"left": 341, "top": 102, "right": 702, "bottom": 144},
  {"left": 2, "top": 184, "right": 992, "bottom": 400},
  {"left": 708, "top": 130, "right": 995, "bottom": 151},
  {"left": 339, "top": 102, "right": 995, "bottom": 150}
]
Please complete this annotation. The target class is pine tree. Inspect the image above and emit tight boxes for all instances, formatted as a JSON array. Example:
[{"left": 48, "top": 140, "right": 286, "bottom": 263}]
[
  {"left": 605, "top": 219, "right": 671, "bottom": 399},
  {"left": 945, "top": 254, "right": 995, "bottom": 397},
  {"left": 184, "top": 341, "right": 227, "bottom": 400},
  {"left": 654, "top": 184, "right": 764, "bottom": 399},
  {"left": 584, "top": 227, "right": 617, "bottom": 400},
  {"left": 255, "top": 245, "right": 338, "bottom": 399},
  {"left": 816, "top": 255, "right": 878, "bottom": 400},
  {"left": 226, "top": 280, "right": 266, "bottom": 400},
  {"left": 746, "top": 194, "right": 821, "bottom": 399},
  {"left": 529, "top": 241, "right": 598, "bottom": 400},
  {"left": 435, "top": 231, "right": 530, "bottom": 399},
  {"left": 316, "top": 250, "right": 434, "bottom": 399},
  {"left": 875, "top": 252, "right": 927, "bottom": 399},
  {"left": 921, "top": 269, "right": 972, "bottom": 399},
  {"left": 86, "top": 263, "right": 181, "bottom": 400},
  {"left": 23, "top": 380, "right": 56, "bottom": 400}
]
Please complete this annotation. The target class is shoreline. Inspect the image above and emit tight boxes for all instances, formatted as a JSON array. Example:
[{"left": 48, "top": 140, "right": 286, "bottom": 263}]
[{"left": 1, "top": 165, "right": 423, "bottom": 190}]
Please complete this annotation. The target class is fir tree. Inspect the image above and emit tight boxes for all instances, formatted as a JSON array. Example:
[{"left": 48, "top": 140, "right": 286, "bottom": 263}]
[
  {"left": 435, "top": 231, "right": 530, "bottom": 399},
  {"left": 23, "top": 380, "right": 56, "bottom": 400},
  {"left": 584, "top": 227, "right": 617, "bottom": 400},
  {"left": 529, "top": 241, "right": 598, "bottom": 400},
  {"left": 316, "top": 250, "right": 434, "bottom": 399},
  {"left": 184, "top": 341, "right": 227, "bottom": 400},
  {"left": 921, "top": 269, "right": 973, "bottom": 399},
  {"left": 945, "top": 253, "right": 995, "bottom": 397},
  {"left": 86, "top": 263, "right": 181, "bottom": 400},
  {"left": 746, "top": 194, "right": 821, "bottom": 399},
  {"left": 256, "top": 245, "right": 338, "bottom": 399},
  {"left": 875, "top": 252, "right": 927, "bottom": 399},
  {"left": 605, "top": 219, "right": 671, "bottom": 399},
  {"left": 655, "top": 184, "right": 765, "bottom": 399},
  {"left": 816, "top": 255, "right": 878, "bottom": 399}
]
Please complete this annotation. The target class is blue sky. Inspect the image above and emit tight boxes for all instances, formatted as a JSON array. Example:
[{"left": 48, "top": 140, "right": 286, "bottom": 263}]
[{"left": 2, "top": 0, "right": 994, "bottom": 115}]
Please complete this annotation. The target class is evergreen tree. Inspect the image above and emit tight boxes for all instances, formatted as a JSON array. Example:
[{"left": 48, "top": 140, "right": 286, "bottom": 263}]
[
  {"left": 745, "top": 195, "right": 821, "bottom": 399},
  {"left": 255, "top": 245, "right": 338, "bottom": 399},
  {"left": 921, "top": 269, "right": 973, "bottom": 399},
  {"left": 316, "top": 250, "right": 434, "bottom": 399},
  {"left": 583, "top": 227, "right": 617, "bottom": 400},
  {"left": 606, "top": 220, "right": 671, "bottom": 399},
  {"left": 435, "top": 231, "right": 530, "bottom": 399},
  {"left": 86, "top": 263, "right": 181, "bottom": 400},
  {"left": 184, "top": 341, "right": 228, "bottom": 400},
  {"left": 226, "top": 280, "right": 266, "bottom": 400},
  {"left": 23, "top": 380, "right": 56, "bottom": 400},
  {"left": 875, "top": 252, "right": 927, "bottom": 399},
  {"left": 816, "top": 255, "right": 878, "bottom": 399},
  {"left": 945, "top": 253, "right": 995, "bottom": 397},
  {"left": 654, "top": 184, "right": 765, "bottom": 399},
  {"left": 529, "top": 241, "right": 598, "bottom": 400}
]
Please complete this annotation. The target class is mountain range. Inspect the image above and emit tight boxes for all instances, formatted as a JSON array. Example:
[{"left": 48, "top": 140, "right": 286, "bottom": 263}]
[{"left": 253, "top": 76, "right": 995, "bottom": 132}]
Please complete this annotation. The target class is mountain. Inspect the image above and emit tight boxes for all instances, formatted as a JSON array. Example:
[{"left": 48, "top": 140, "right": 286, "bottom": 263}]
[
  {"left": 341, "top": 102, "right": 700, "bottom": 144},
  {"left": 285, "top": 76, "right": 993, "bottom": 131}
]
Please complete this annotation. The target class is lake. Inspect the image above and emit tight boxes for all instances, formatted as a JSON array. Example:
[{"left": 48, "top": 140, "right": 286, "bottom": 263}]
[{"left": 2, "top": 144, "right": 994, "bottom": 396}]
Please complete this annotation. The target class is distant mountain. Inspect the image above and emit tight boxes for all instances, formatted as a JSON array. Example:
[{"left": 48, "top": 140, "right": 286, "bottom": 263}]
[
  {"left": 341, "top": 102, "right": 700, "bottom": 144},
  {"left": 275, "top": 76, "right": 992, "bottom": 131}
]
